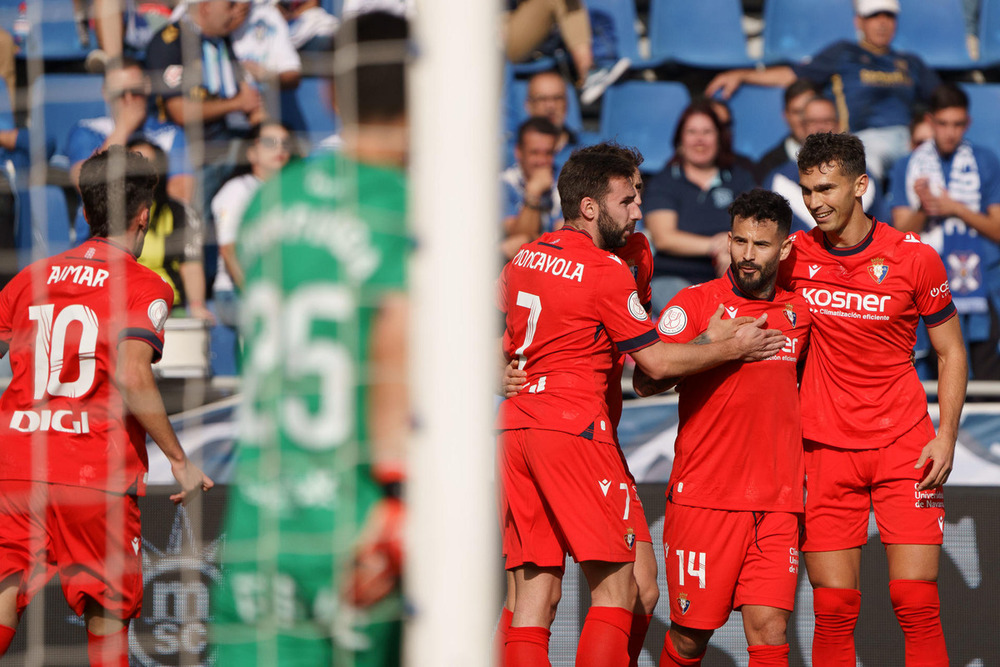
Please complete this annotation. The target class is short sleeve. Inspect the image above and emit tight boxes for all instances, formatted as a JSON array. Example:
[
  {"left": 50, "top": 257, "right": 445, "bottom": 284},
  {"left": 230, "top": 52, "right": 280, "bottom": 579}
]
[
  {"left": 122, "top": 273, "right": 174, "bottom": 362},
  {"left": 654, "top": 284, "right": 706, "bottom": 345},
  {"left": 913, "top": 244, "right": 957, "bottom": 326},
  {"left": 212, "top": 179, "right": 249, "bottom": 246},
  {"left": 594, "top": 260, "right": 659, "bottom": 353},
  {"left": 266, "top": 9, "right": 302, "bottom": 73},
  {"left": 145, "top": 28, "right": 184, "bottom": 101},
  {"left": 63, "top": 123, "right": 103, "bottom": 167},
  {"left": 501, "top": 178, "right": 520, "bottom": 220},
  {"left": 164, "top": 126, "right": 192, "bottom": 177},
  {"left": 636, "top": 236, "right": 654, "bottom": 311},
  {"left": 791, "top": 41, "right": 843, "bottom": 84},
  {"left": 0, "top": 272, "right": 23, "bottom": 344},
  {"left": 887, "top": 156, "right": 912, "bottom": 209},
  {"left": 641, "top": 167, "right": 680, "bottom": 213}
]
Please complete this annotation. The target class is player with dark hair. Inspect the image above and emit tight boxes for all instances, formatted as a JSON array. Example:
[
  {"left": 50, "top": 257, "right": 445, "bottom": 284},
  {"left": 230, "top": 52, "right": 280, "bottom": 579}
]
[
  {"left": 786, "top": 132, "right": 967, "bottom": 664},
  {"left": 498, "top": 146, "right": 787, "bottom": 667},
  {"left": 633, "top": 188, "right": 809, "bottom": 667},
  {"left": 0, "top": 145, "right": 213, "bottom": 666},
  {"left": 210, "top": 11, "right": 411, "bottom": 666}
]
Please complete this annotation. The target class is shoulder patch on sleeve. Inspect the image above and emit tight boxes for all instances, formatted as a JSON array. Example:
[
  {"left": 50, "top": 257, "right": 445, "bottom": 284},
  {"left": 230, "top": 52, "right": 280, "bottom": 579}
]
[
  {"left": 627, "top": 291, "right": 648, "bottom": 321},
  {"left": 163, "top": 64, "right": 183, "bottom": 89},
  {"left": 148, "top": 299, "right": 169, "bottom": 333},
  {"left": 657, "top": 305, "right": 687, "bottom": 335}
]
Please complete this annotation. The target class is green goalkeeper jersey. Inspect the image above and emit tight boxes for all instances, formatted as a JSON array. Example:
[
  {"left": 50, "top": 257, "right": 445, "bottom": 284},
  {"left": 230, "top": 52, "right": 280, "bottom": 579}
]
[{"left": 211, "top": 153, "right": 408, "bottom": 666}]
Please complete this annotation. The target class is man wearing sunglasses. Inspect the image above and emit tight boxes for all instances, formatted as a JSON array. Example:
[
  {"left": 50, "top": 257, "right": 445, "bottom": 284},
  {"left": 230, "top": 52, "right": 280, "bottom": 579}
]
[{"left": 60, "top": 56, "right": 195, "bottom": 210}]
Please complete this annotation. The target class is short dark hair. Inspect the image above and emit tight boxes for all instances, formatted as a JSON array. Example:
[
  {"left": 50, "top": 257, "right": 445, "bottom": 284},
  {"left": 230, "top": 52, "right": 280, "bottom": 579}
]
[
  {"left": 728, "top": 188, "right": 793, "bottom": 238},
  {"left": 558, "top": 149, "right": 635, "bottom": 222},
  {"left": 574, "top": 141, "right": 644, "bottom": 171},
  {"left": 79, "top": 146, "right": 158, "bottom": 238},
  {"left": 517, "top": 116, "right": 560, "bottom": 146},
  {"left": 797, "top": 132, "right": 867, "bottom": 179},
  {"left": 669, "top": 99, "right": 735, "bottom": 170},
  {"left": 928, "top": 82, "right": 969, "bottom": 114},
  {"left": 784, "top": 79, "right": 820, "bottom": 108},
  {"left": 334, "top": 11, "right": 409, "bottom": 124}
]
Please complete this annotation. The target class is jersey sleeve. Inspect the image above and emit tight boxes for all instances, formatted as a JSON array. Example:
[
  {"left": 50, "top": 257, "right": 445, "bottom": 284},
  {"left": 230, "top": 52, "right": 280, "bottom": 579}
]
[
  {"left": 791, "top": 41, "right": 843, "bottom": 84},
  {"left": 0, "top": 272, "right": 22, "bottom": 345},
  {"left": 122, "top": 274, "right": 174, "bottom": 362},
  {"left": 654, "top": 284, "right": 706, "bottom": 345},
  {"left": 913, "top": 242, "right": 958, "bottom": 327},
  {"left": 212, "top": 180, "right": 244, "bottom": 247},
  {"left": 636, "top": 235, "right": 654, "bottom": 311},
  {"left": 594, "top": 259, "right": 659, "bottom": 353},
  {"left": 63, "top": 123, "right": 102, "bottom": 168},
  {"left": 164, "top": 126, "right": 193, "bottom": 178},
  {"left": 146, "top": 29, "right": 184, "bottom": 101}
]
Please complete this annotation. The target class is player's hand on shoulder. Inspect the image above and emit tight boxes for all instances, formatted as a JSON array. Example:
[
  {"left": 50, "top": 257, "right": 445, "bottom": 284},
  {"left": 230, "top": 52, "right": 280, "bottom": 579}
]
[
  {"left": 704, "top": 304, "right": 757, "bottom": 342},
  {"left": 915, "top": 433, "right": 955, "bottom": 491},
  {"left": 734, "top": 313, "right": 785, "bottom": 361},
  {"left": 344, "top": 496, "right": 404, "bottom": 607},
  {"left": 502, "top": 358, "right": 527, "bottom": 398},
  {"left": 169, "top": 458, "right": 215, "bottom": 505}
]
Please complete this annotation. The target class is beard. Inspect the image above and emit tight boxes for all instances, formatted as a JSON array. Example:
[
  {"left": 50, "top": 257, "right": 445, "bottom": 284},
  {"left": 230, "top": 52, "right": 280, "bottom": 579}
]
[
  {"left": 596, "top": 206, "right": 629, "bottom": 249},
  {"left": 732, "top": 256, "right": 780, "bottom": 297}
]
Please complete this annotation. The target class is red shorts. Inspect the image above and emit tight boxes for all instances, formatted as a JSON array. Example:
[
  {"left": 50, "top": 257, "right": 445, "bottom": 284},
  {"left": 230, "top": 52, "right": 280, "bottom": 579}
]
[
  {"left": 500, "top": 429, "right": 641, "bottom": 570},
  {"left": 663, "top": 502, "right": 799, "bottom": 630},
  {"left": 0, "top": 481, "right": 143, "bottom": 619},
  {"left": 802, "top": 415, "right": 944, "bottom": 552}
]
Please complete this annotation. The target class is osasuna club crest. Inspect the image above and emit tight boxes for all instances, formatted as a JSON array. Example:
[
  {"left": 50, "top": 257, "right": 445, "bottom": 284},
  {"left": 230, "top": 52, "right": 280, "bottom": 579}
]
[
  {"left": 677, "top": 592, "right": 691, "bottom": 614},
  {"left": 782, "top": 303, "right": 796, "bottom": 327},
  {"left": 868, "top": 257, "right": 889, "bottom": 284},
  {"left": 624, "top": 527, "right": 636, "bottom": 550}
]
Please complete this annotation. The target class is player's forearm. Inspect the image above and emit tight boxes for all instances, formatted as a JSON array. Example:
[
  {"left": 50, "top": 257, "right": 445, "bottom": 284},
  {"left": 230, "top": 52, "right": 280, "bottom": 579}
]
[
  {"left": 655, "top": 228, "right": 718, "bottom": 257},
  {"left": 368, "top": 294, "right": 409, "bottom": 476},
  {"left": 117, "top": 357, "right": 187, "bottom": 465},
  {"left": 631, "top": 364, "right": 677, "bottom": 397},
  {"left": 505, "top": 207, "right": 543, "bottom": 238},
  {"left": 179, "top": 261, "right": 209, "bottom": 308},
  {"left": 934, "top": 339, "right": 968, "bottom": 443},
  {"left": 633, "top": 337, "right": 740, "bottom": 380}
]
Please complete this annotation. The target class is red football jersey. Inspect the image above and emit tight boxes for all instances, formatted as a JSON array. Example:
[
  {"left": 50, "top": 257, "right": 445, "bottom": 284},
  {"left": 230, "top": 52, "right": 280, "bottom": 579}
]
[
  {"left": 0, "top": 238, "right": 174, "bottom": 495},
  {"left": 607, "top": 232, "right": 654, "bottom": 432},
  {"left": 658, "top": 270, "right": 810, "bottom": 512},
  {"left": 498, "top": 228, "right": 659, "bottom": 443},
  {"left": 778, "top": 220, "right": 956, "bottom": 450}
]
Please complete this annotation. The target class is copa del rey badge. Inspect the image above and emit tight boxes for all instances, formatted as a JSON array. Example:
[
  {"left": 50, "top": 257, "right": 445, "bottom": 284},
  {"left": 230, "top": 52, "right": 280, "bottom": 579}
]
[
  {"left": 782, "top": 303, "right": 796, "bottom": 327},
  {"left": 868, "top": 257, "right": 889, "bottom": 284}
]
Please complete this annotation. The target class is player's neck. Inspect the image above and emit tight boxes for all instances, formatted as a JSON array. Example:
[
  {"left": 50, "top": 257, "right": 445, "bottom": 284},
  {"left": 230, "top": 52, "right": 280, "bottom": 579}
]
[
  {"left": 341, "top": 121, "right": 407, "bottom": 168},
  {"left": 824, "top": 208, "right": 873, "bottom": 248},
  {"left": 562, "top": 221, "right": 598, "bottom": 246}
]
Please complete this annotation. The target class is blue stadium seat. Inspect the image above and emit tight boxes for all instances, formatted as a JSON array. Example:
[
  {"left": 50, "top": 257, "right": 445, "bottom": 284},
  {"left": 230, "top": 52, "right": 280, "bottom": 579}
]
[
  {"left": 585, "top": 0, "right": 663, "bottom": 68},
  {"left": 647, "top": 0, "right": 754, "bottom": 69},
  {"left": 893, "top": 0, "right": 975, "bottom": 70},
  {"left": 979, "top": 0, "right": 1000, "bottom": 68},
  {"left": 15, "top": 185, "right": 73, "bottom": 269},
  {"left": 19, "top": 0, "right": 96, "bottom": 62},
  {"left": 959, "top": 83, "right": 1000, "bottom": 160},
  {"left": 0, "top": 78, "right": 13, "bottom": 131},
  {"left": 279, "top": 77, "right": 340, "bottom": 149},
  {"left": 762, "top": 0, "right": 855, "bottom": 65},
  {"left": 599, "top": 81, "right": 690, "bottom": 174},
  {"left": 29, "top": 73, "right": 105, "bottom": 161},
  {"left": 726, "top": 85, "right": 786, "bottom": 162}
]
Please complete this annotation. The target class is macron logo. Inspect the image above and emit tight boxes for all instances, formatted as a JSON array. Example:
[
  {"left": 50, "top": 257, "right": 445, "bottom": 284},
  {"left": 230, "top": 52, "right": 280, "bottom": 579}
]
[
  {"left": 132, "top": 537, "right": 141, "bottom": 554},
  {"left": 726, "top": 306, "right": 738, "bottom": 319},
  {"left": 808, "top": 265, "right": 822, "bottom": 278},
  {"left": 599, "top": 479, "right": 611, "bottom": 496}
]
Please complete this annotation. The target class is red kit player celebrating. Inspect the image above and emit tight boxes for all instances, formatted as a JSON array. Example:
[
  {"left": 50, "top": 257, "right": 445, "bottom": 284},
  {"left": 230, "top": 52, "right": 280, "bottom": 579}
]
[
  {"left": 634, "top": 188, "right": 811, "bottom": 667},
  {"left": 785, "top": 133, "right": 967, "bottom": 665},
  {"left": 0, "top": 147, "right": 213, "bottom": 666},
  {"left": 500, "top": 142, "right": 662, "bottom": 667},
  {"left": 497, "top": 148, "right": 786, "bottom": 667}
]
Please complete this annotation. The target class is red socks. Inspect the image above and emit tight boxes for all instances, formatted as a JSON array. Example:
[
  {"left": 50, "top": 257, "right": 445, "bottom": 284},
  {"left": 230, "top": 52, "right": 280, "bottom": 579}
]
[
  {"left": 889, "top": 579, "right": 948, "bottom": 667},
  {"left": 86, "top": 627, "right": 129, "bottom": 667},
  {"left": 659, "top": 633, "right": 704, "bottom": 666},
  {"left": 627, "top": 613, "right": 652, "bottom": 667},
  {"left": 0, "top": 624, "right": 15, "bottom": 655},
  {"left": 576, "top": 606, "right": 631, "bottom": 667},
  {"left": 496, "top": 607, "right": 513, "bottom": 665},
  {"left": 812, "top": 587, "right": 861, "bottom": 666},
  {"left": 748, "top": 643, "right": 789, "bottom": 666},
  {"left": 504, "top": 625, "right": 551, "bottom": 667}
]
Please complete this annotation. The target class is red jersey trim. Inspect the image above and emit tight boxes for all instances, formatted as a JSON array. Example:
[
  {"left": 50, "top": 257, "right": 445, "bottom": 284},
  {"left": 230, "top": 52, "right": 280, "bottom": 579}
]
[
  {"left": 616, "top": 329, "right": 659, "bottom": 354},
  {"left": 924, "top": 302, "right": 958, "bottom": 327},
  {"left": 121, "top": 328, "right": 164, "bottom": 362},
  {"left": 821, "top": 217, "right": 878, "bottom": 256},
  {"left": 89, "top": 237, "right": 136, "bottom": 257}
]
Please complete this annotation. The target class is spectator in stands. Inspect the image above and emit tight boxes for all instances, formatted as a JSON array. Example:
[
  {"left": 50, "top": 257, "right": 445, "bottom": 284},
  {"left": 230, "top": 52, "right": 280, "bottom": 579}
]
[
  {"left": 0, "top": 28, "right": 14, "bottom": 112},
  {"left": 523, "top": 70, "right": 578, "bottom": 171},
  {"left": 61, "top": 56, "right": 193, "bottom": 211},
  {"left": 209, "top": 120, "right": 295, "bottom": 375},
  {"left": 707, "top": 96, "right": 763, "bottom": 183},
  {"left": 126, "top": 137, "right": 213, "bottom": 323},
  {"left": 276, "top": 0, "right": 338, "bottom": 51},
  {"left": 643, "top": 99, "right": 756, "bottom": 312},
  {"left": 501, "top": 116, "right": 562, "bottom": 260},
  {"left": 891, "top": 82, "right": 1000, "bottom": 380},
  {"left": 765, "top": 96, "right": 878, "bottom": 233},
  {"left": 756, "top": 79, "right": 821, "bottom": 180},
  {"left": 145, "top": 0, "right": 262, "bottom": 215},
  {"left": 231, "top": 0, "right": 302, "bottom": 91},
  {"left": 705, "top": 0, "right": 940, "bottom": 184}
]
